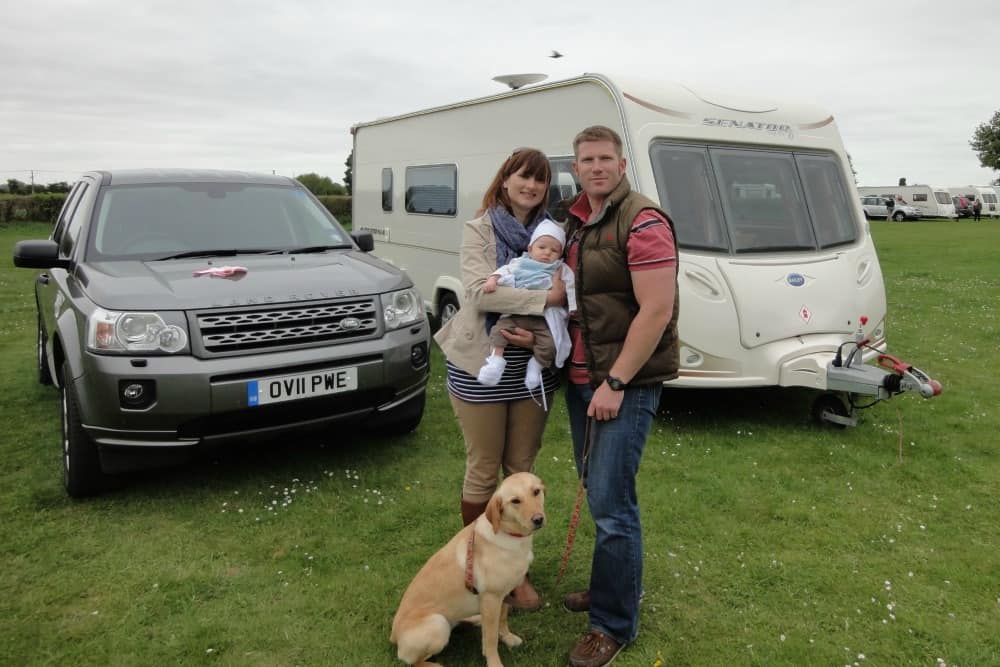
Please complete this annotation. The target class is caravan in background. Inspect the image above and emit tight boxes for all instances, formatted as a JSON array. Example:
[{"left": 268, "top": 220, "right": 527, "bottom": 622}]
[
  {"left": 948, "top": 185, "right": 999, "bottom": 217},
  {"left": 857, "top": 185, "right": 956, "bottom": 218},
  {"left": 351, "top": 72, "right": 887, "bottom": 405}
]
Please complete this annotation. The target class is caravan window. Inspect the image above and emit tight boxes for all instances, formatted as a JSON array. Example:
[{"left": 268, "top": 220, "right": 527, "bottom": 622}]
[
  {"left": 405, "top": 165, "right": 457, "bottom": 216},
  {"left": 795, "top": 154, "right": 856, "bottom": 248},
  {"left": 934, "top": 191, "right": 951, "bottom": 205},
  {"left": 548, "top": 157, "right": 581, "bottom": 206},
  {"left": 913, "top": 193, "right": 928, "bottom": 202},
  {"left": 547, "top": 157, "right": 581, "bottom": 221},
  {"left": 649, "top": 144, "right": 728, "bottom": 251},
  {"left": 381, "top": 168, "right": 393, "bottom": 212},
  {"left": 650, "top": 142, "right": 857, "bottom": 254}
]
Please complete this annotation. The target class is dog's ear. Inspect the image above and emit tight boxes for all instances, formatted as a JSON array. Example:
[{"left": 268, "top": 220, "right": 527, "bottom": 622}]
[{"left": 485, "top": 494, "right": 503, "bottom": 533}]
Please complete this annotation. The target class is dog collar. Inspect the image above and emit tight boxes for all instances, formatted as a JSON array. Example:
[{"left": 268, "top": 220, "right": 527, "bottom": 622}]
[{"left": 505, "top": 532, "right": 527, "bottom": 538}]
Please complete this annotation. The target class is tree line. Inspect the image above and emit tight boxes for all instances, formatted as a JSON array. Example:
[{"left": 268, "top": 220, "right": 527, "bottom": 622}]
[
  {"left": 3, "top": 151, "right": 355, "bottom": 197},
  {"left": 3, "top": 179, "right": 73, "bottom": 194},
  {"left": 970, "top": 110, "right": 1000, "bottom": 185}
]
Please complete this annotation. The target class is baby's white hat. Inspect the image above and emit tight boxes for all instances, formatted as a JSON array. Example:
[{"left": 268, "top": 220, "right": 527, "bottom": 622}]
[{"left": 529, "top": 219, "right": 566, "bottom": 248}]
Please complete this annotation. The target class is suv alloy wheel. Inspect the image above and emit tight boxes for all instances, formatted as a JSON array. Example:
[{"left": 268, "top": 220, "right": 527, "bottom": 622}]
[{"left": 61, "top": 362, "right": 112, "bottom": 497}]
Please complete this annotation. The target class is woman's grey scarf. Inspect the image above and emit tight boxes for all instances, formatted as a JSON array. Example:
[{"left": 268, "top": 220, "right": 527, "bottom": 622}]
[{"left": 489, "top": 206, "right": 541, "bottom": 269}]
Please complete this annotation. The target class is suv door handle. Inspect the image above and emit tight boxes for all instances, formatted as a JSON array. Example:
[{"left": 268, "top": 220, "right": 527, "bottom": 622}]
[{"left": 37, "top": 274, "right": 50, "bottom": 285}]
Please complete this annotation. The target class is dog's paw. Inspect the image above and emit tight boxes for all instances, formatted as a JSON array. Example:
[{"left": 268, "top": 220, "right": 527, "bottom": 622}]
[{"left": 500, "top": 631, "right": 523, "bottom": 648}]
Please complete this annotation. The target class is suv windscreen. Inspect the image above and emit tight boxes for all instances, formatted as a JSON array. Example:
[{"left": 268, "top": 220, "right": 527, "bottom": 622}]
[
  {"left": 87, "top": 183, "right": 353, "bottom": 260},
  {"left": 650, "top": 142, "right": 858, "bottom": 253}
]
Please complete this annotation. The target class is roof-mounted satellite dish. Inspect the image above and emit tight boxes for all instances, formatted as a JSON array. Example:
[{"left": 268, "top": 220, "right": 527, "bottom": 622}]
[{"left": 492, "top": 73, "right": 547, "bottom": 90}]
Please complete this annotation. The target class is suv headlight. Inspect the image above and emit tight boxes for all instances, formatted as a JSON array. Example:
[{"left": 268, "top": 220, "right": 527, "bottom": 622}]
[
  {"left": 382, "top": 288, "right": 424, "bottom": 330},
  {"left": 87, "top": 308, "right": 190, "bottom": 354}
]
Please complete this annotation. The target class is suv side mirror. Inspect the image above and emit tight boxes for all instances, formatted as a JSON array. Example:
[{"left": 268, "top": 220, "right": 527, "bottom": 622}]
[
  {"left": 13, "top": 240, "right": 69, "bottom": 270},
  {"left": 351, "top": 231, "right": 375, "bottom": 252}
]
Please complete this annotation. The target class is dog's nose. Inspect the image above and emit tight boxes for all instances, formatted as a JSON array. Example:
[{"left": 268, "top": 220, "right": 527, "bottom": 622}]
[{"left": 532, "top": 514, "right": 545, "bottom": 528}]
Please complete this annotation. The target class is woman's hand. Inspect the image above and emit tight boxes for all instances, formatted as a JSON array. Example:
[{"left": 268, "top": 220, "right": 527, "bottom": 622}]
[
  {"left": 500, "top": 327, "right": 536, "bottom": 350},
  {"left": 545, "top": 269, "right": 567, "bottom": 307}
]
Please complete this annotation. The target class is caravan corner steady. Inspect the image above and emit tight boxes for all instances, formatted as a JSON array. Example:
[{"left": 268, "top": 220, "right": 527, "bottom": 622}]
[{"left": 351, "top": 72, "right": 940, "bottom": 424}]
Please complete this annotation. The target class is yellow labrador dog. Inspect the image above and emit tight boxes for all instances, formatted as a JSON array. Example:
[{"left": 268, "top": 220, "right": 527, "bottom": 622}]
[{"left": 391, "top": 472, "right": 545, "bottom": 667}]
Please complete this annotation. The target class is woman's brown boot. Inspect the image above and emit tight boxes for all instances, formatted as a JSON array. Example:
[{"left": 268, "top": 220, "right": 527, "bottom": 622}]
[
  {"left": 505, "top": 574, "right": 542, "bottom": 611},
  {"left": 460, "top": 498, "right": 490, "bottom": 526}
]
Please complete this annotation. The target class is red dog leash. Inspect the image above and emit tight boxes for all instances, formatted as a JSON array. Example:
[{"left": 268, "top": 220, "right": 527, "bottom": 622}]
[{"left": 555, "top": 418, "right": 593, "bottom": 586}]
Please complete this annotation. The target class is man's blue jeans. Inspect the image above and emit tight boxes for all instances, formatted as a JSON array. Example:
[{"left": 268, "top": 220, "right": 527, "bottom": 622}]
[{"left": 565, "top": 380, "right": 662, "bottom": 645}]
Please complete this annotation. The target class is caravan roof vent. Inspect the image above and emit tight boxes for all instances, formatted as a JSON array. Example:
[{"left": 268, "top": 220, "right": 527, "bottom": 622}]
[{"left": 493, "top": 73, "right": 547, "bottom": 90}]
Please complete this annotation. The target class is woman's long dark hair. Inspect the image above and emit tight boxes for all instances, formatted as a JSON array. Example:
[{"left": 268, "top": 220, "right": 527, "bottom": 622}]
[{"left": 478, "top": 148, "right": 552, "bottom": 222}]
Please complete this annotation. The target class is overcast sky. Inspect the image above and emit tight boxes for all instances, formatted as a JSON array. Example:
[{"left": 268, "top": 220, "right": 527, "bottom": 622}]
[{"left": 2, "top": 0, "right": 998, "bottom": 189}]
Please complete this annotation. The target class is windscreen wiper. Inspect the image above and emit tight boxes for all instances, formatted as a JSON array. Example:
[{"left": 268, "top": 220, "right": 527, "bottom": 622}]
[
  {"left": 280, "top": 244, "right": 353, "bottom": 254},
  {"left": 155, "top": 249, "right": 277, "bottom": 261}
]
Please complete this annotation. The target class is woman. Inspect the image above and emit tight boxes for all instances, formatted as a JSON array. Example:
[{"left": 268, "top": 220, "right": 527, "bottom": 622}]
[{"left": 434, "top": 147, "right": 565, "bottom": 610}]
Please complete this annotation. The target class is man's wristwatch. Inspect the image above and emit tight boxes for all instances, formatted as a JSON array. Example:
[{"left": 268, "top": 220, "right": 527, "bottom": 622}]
[{"left": 606, "top": 375, "right": 627, "bottom": 391}]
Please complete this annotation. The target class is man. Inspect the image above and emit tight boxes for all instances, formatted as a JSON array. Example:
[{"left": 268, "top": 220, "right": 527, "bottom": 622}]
[
  {"left": 885, "top": 196, "right": 895, "bottom": 221},
  {"left": 561, "top": 125, "right": 679, "bottom": 667},
  {"left": 972, "top": 197, "right": 982, "bottom": 222}
]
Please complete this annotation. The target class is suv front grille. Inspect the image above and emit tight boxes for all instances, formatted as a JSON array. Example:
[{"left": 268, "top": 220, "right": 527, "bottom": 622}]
[{"left": 193, "top": 298, "right": 380, "bottom": 355}]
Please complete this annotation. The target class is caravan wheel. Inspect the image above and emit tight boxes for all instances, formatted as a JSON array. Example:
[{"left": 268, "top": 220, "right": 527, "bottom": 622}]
[
  {"left": 437, "top": 293, "right": 460, "bottom": 328},
  {"left": 812, "top": 393, "right": 850, "bottom": 429}
]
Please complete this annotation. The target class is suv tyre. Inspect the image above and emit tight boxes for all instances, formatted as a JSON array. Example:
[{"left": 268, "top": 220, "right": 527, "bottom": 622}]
[
  {"left": 61, "top": 362, "right": 112, "bottom": 497},
  {"left": 371, "top": 392, "right": 426, "bottom": 436},
  {"left": 892, "top": 211, "right": 905, "bottom": 221}
]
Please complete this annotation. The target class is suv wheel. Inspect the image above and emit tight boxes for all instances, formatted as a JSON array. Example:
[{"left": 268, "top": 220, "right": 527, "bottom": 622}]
[
  {"left": 37, "top": 312, "right": 53, "bottom": 386},
  {"left": 61, "top": 363, "right": 111, "bottom": 497},
  {"left": 893, "top": 211, "right": 905, "bottom": 221},
  {"left": 372, "top": 391, "right": 426, "bottom": 436}
]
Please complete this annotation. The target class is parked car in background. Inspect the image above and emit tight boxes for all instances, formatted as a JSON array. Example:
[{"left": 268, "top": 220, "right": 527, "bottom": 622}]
[
  {"left": 860, "top": 196, "right": 922, "bottom": 221},
  {"left": 13, "top": 169, "right": 431, "bottom": 496},
  {"left": 858, "top": 185, "right": 956, "bottom": 218},
  {"left": 952, "top": 196, "right": 972, "bottom": 218}
]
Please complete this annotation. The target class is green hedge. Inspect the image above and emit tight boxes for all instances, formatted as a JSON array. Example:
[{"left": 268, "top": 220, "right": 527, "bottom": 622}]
[
  {"left": 316, "top": 195, "right": 351, "bottom": 219},
  {"left": 0, "top": 194, "right": 66, "bottom": 225},
  {"left": 0, "top": 193, "right": 354, "bottom": 229}
]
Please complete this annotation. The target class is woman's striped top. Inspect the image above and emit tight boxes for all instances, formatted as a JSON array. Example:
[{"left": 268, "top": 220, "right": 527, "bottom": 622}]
[{"left": 446, "top": 345, "right": 559, "bottom": 403}]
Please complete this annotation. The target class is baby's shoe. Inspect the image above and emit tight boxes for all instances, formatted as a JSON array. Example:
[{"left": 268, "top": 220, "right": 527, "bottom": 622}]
[
  {"left": 525, "top": 357, "right": 543, "bottom": 390},
  {"left": 477, "top": 355, "right": 506, "bottom": 386}
]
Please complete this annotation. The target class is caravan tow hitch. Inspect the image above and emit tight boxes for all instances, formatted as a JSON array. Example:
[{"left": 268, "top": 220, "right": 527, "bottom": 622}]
[{"left": 815, "top": 316, "right": 943, "bottom": 427}]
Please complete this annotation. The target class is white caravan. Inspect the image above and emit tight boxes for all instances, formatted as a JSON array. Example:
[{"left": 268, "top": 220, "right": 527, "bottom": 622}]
[
  {"left": 948, "top": 185, "right": 1000, "bottom": 217},
  {"left": 351, "top": 72, "right": 888, "bottom": 396},
  {"left": 857, "top": 185, "right": 956, "bottom": 218}
]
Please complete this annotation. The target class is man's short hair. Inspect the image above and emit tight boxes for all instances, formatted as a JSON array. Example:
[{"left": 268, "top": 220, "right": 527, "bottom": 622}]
[{"left": 573, "top": 125, "right": 624, "bottom": 157}]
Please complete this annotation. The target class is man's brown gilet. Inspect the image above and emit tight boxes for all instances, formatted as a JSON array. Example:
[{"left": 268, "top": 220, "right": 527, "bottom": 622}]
[{"left": 566, "top": 176, "right": 680, "bottom": 387}]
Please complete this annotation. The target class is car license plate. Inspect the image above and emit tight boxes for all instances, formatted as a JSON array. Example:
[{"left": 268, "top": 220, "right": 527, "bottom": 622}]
[{"left": 247, "top": 367, "right": 357, "bottom": 406}]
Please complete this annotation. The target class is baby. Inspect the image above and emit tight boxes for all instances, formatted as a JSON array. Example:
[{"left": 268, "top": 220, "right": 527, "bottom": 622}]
[{"left": 477, "top": 219, "right": 576, "bottom": 391}]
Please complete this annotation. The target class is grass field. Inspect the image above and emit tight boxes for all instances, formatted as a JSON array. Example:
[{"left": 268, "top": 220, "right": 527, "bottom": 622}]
[{"left": 1, "top": 220, "right": 997, "bottom": 666}]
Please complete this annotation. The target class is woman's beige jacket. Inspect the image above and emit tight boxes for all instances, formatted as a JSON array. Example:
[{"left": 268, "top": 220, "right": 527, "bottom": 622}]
[{"left": 433, "top": 212, "right": 548, "bottom": 377}]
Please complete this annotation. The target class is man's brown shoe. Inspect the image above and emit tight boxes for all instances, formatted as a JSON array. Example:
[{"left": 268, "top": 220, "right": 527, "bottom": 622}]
[
  {"left": 568, "top": 630, "right": 624, "bottom": 667},
  {"left": 563, "top": 589, "right": 590, "bottom": 612}
]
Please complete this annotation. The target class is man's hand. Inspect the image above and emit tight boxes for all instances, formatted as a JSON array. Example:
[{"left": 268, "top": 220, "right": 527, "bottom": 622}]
[
  {"left": 483, "top": 275, "right": 500, "bottom": 293},
  {"left": 587, "top": 381, "right": 624, "bottom": 421},
  {"left": 500, "top": 327, "right": 536, "bottom": 350}
]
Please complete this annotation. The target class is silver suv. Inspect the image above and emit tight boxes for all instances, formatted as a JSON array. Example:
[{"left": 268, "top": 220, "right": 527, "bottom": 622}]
[
  {"left": 860, "top": 196, "right": 922, "bottom": 221},
  {"left": 14, "top": 169, "right": 430, "bottom": 496}
]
